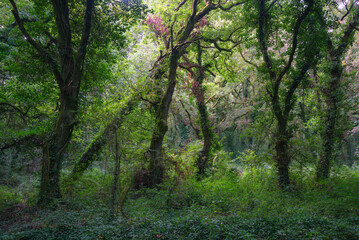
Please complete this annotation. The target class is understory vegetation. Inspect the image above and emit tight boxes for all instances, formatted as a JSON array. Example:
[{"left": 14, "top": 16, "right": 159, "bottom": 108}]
[{"left": 1, "top": 165, "right": 359, "bottom": 239}]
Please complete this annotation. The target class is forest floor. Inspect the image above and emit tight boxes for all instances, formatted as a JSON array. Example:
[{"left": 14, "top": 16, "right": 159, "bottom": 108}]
[{"left": 1, "top": 167, "right": 359, "bottom": 239}]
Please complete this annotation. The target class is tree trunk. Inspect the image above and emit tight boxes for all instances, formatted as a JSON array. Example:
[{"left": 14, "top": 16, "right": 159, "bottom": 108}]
[
  {"left": 37, "top": 0, "right": 94, "bottom": 205},
  {"left": 345, "top": 139, "right": 353, "bottom": 167},
  {"left": 316, "top": 61, "right": 341, "bottom": 180},
  {"left": 315, "top": 9, "right": 359, "bottom": 180},
  {"left": 149, "top": 51, "right": 181, "bottom": 187},
  {"left": 67, "top": 97, "right": 138, "bottom": 184},
  {"left": 147, "top": 0, "right": 226, "bottom": 186},
  {"left": 196, "top": 100, "right": 212, "bottom": 175},
  {"left": 194, "top": 44, "right": 214, "bottom": 176},
  {"left": 39, "top": 90, "right": 79, "bottom": 204},
  {"left": 275, "top": 125, "right": 290, "bottom": 188},
  {"left": 109, "top": 128, "right": 120, "bottom": 220}
]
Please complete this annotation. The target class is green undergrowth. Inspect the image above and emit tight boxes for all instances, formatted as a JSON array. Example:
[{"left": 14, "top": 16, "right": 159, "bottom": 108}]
[{"left": 1, "top": 167, "right": 358, "bottom": 239}]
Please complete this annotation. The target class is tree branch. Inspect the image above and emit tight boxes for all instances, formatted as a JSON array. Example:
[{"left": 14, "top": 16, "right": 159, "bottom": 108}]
[
  {"left": 217, "top": 0, "right": 248, "bottom": 11},
  {"left": 238, "top": 48, "right": 258, "bottom": 68},
  {"left": 0, "top": 134, "right": 44, "bottom": 151},
  {"left": 277, "top": 0, "right": 314, "bottom": 84},
  {"left": 73, "top": 0, "right": 95, "bottom": 84},
  {"left": 0, "top": 102, "right": 28, "bottom": 118},
  {"left": 180, "top": 100, "right": 201, "bottom": 138},
  {"left": 9, "top": 0, "right": 62, "bottom": 86},
  {"left": 258, "top": 0, "right": 276, "bottom": 79},
  {"left": 175, "top": 0, "right": 188, "bottom": 11}
]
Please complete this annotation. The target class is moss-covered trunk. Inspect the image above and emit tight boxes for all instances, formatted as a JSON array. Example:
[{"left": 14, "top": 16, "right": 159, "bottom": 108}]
[
  {"left": 68, "top": 97, "right": 138, "bottom": 184},
  {"left": 149, "top": 51, "right": 180, "bottom": 187},
  {"left": 194, "top": 45, "right": 214, "bottom": 176}
]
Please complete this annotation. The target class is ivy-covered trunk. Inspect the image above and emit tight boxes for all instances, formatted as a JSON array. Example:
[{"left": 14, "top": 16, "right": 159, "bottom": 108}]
[
  {"left": 67, "top": 97, "right": 138, "bottom": 186},
  {"left": 315, "top": 8, "right": 359, "bottom": 180},
  {"left": 256, "top": 0, "right": 314, "bottom": 188},
  {"left": 316, "top": 59, "right": 341, "bottom": 180}
]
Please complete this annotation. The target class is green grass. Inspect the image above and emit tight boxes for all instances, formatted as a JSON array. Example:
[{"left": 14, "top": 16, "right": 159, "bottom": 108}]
[{"left": 1, "top": 167, "right": 358, "bottom": 239}]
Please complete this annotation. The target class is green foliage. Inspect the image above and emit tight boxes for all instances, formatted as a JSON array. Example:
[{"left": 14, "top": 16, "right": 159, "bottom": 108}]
[
  {"left": 0, "top": 186, "right": 22, "bottom": 211},
  {"left": 1, "top": 167, "right": 359, "bottom": 239},
  {"left": 167, "top": 140, "right": 202, "bottom": 179},
  {"left": 1, "top": 0, "right": 359, "bottom": 239}
]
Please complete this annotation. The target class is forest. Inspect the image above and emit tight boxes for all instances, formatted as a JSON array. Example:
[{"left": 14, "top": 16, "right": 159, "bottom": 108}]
[{"left": 0, "top": 0, "right": 359, "bottom": 239}]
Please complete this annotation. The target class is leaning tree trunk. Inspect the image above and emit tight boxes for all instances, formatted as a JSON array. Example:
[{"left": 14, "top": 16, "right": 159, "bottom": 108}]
[{"left": 67, "top": 97, "right": 138, "bottom": 185}]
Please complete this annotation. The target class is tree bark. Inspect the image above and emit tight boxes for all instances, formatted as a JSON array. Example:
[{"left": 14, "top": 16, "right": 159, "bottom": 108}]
[
  {"left": 316, "top": 8, "right": 358, "bottom": 180},
  {"left": 149, "top": 51, "right": 181, "bottom": 186},
  {"left": 196, "top": 96, "right": 212, "bottom": 175},
  {"left": 194, "top": 44, "right": 214, "bottom": 176},
  {"left": 274, "top": 126, "right": 290, "bottom": 187},
  {"left": 67, "top": 97, "right": 138, "bottom": 184},
  {"left": 316, "top": 59, "right": 341, "bottom": 180},
  {"left": 8, "top": 0, "right": 97, "bottom": 205},
  {"left": 256, "top": 0, "right": 314, "bottom": 188},
  {"left": 109, "top": 128, "right": 120, "bottom": 220}
]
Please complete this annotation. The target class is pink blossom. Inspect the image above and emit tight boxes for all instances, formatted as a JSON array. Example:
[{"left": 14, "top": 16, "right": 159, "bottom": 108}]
[{"left": 146, "top": 14, "right": 169, "bottom": 37}]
